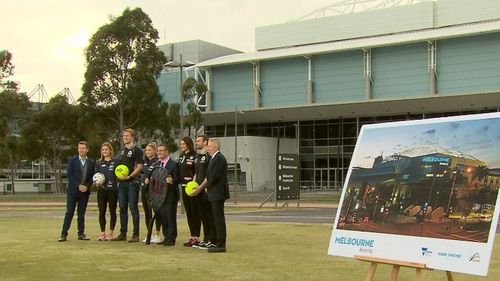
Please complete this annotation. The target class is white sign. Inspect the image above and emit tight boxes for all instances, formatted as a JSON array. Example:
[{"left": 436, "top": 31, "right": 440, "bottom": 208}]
[{"left": 328, "top": 112, "right": 500, "bottom": 276}]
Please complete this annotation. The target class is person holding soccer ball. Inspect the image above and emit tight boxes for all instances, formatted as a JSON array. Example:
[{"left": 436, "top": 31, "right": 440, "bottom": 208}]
[
  {"left": 112, "top": 128, "right": 144, "bottom": 243},
  {"left": 94, "top": 142, "right": 118, "bottom": 241},
  {"left": 58, "top": 141, "right": 95, "bottom": 242}
]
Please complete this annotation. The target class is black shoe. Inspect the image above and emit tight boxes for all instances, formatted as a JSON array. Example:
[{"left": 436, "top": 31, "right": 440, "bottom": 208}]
[
  {"left": 163, "top": 240, "right": 175, "bottom": 246},
  {"left": 58, "top": 236, "right": 67, "bottom": 242},
  {"left": 111, "top": 234, "right": 127, "bottom": 241},
  {"left": 208, "top": 246, "right": 226, "bottom": 253},
  {"left": 78, "top": 234, "right": 90, "bottom": 241}
]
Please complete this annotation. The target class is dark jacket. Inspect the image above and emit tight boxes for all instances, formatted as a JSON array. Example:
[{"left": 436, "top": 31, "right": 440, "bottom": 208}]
[
  {"left": 206, "top": 151, "right": 230, "bottom": 202},
  {"left": 67, "top": 156, "right": 94, "bottom": 195}
]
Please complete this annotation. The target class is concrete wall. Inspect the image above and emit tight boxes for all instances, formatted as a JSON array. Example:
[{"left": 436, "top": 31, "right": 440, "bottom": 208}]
[{"left": 218, "top": 136, "right": 296, "bottom": 191}]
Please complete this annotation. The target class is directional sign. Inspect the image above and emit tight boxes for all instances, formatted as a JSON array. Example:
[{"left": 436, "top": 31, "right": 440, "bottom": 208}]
[{"left": 276, "top": 153, "right": 300, "bottom": 200}]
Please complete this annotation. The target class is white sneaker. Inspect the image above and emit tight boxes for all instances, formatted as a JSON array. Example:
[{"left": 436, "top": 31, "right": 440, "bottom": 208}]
[
  {"left": 151, "top": 235, "right": 161, "bottom": 244},
  {"left": 142, "top": 237, "right": 148, "bottom": 243}
]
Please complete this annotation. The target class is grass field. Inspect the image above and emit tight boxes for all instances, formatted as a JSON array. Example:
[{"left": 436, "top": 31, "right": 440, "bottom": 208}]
[{"left": 0, "top": 207, "right": 499, "bottom": 281}]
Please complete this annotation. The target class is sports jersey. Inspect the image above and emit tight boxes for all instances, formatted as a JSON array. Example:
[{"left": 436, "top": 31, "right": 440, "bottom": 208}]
[
  {"left": 194, "top": 152, "right": 211, "bottom": 185},
  {"left": 117, "top": 145, "right": 144, "bottom": 182},
  {"left": 95, "top": 159, "right": 118, "bottom": 190},
  {"left": 179, "top": 151, "right": 196, "bottom": 184}
]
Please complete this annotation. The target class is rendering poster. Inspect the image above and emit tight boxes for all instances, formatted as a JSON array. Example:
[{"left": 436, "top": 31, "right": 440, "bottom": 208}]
[{"left": 328, "top": 112, "right": 500, "bottom": 276}]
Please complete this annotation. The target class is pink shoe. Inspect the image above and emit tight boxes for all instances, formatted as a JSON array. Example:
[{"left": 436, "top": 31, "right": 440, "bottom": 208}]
[
  {"left": 106, "top": 233, "right": 113, "bottom": 241},
  {"left": 98, "top": 233, "right": 106, "bottom": 241}
]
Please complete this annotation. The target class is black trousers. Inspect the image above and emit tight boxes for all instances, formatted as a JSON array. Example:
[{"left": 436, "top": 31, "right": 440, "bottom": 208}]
[
  {"left": 182, "top": 184, "right": 201, "bottom": 237},
  {"left": 159, "top": 196, "right": 178, "bottom": 243},
  {"left": 194, "top": 192, "right": 215, "bottom": 242},
  {"left": 210, "top": 199, "right": 226, "bottom": 247},
  {"left": 61, "top": 191, "right": 89, "bottom": 237},
  {"left": 97, "top": 189, "right": 118, "bottom": 232}
]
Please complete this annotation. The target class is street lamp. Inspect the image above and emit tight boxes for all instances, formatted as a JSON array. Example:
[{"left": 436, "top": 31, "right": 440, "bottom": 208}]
[
  {"left": 164, "top": 54, "right": 195, "bottom": 137},
  {"left": 164, "top": 54, "right": 194, "bottom": 214},
  {"left": 446, "top": 169, "right": 458, "bottom": 216},
  {"left": 234, "top": 105, "right": 244, "bottom": 204}
]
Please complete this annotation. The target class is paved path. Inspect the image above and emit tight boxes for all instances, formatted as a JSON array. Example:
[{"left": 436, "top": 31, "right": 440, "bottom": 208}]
[{"left": 0, "top": 201, "right": 337, "bottom": 224}]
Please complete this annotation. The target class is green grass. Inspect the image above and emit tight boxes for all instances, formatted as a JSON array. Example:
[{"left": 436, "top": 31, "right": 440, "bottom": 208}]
[{"left": 0, "top": 210, "right": 499, "bottom": 280}]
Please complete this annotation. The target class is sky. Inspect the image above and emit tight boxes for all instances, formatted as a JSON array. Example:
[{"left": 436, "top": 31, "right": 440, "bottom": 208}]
[
  {"left": 351, "top": 113, "right": 500, "bottom": 169},
  {"left": 3, "top": 0, "right": 340, "bottom": 101}
]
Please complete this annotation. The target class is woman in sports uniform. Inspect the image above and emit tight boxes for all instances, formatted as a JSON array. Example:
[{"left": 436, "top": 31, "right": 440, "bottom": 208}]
[
  {"left": 95, "top": 142, "right": 118, "bottom": 241},
  {"left": 179, "top": 136, "right": 199, "bottom": 247}
]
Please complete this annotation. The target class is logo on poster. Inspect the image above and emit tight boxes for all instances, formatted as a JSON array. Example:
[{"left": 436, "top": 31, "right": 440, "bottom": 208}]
[
  {"left": 469, "top": 253, "right": 481, "bottom": 263},
  {"left": 421, "top": 247, "right": 433, "bottom": 257},
  {"left": 335, "top": 236, "right": 374, "bottom": 248}
]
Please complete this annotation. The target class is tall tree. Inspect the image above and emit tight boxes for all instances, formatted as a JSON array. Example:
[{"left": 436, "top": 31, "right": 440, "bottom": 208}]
[
  {"left": 0, "top": 50, "right": 31, "bottom": 194},
  {"left": 182, "top": 77, "right": 207, "bottom": 137},
  {"left": 22, "top": 95, "right": 81, "bottom": 192},
  {"left": 79, "top": 8, "right": 168, "bottom": 142}
]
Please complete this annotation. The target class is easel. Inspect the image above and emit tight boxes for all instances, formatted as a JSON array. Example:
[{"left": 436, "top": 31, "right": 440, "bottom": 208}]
[{"left": 354, "top": 255, "right": 455, "bottom": 281}]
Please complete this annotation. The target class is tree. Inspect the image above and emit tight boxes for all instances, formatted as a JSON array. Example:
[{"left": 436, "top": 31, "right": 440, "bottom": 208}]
[
  {"left": 0, "top": 50, "right": 17, "bottom": 91},
  {"left": 22, "top": 95, "right": 82, "bottom": 192},
  {"left": 182, "top": 77, "right": 207, "bottom": 137},
  {"left": 0, "top": 50, "right": 31, "bottom": 194},
  {"left": 79, "top": 8, "right": 168, "bottom": 142}
]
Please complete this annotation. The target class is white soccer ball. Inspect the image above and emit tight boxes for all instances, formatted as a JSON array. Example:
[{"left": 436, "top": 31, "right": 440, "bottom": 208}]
[{"left": 92, "top": 172, "right": 106, "bottom": 187}]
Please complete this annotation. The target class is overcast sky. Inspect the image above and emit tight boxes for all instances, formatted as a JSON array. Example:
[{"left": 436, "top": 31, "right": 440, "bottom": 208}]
[
  {"left": 3, "top": 0, "right": 341, "bottom": 101},
  {"left": 352, "top": 114, "right": 500, "bottom": 169}
]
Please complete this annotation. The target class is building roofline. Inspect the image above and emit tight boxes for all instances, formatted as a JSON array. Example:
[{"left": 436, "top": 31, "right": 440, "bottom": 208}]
[{"left": 197, "top": 20, "right": 500, "bottom": 68}]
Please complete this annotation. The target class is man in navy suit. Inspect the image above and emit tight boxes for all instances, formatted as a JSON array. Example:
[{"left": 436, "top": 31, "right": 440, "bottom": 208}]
[
  {"left": 144, "top": 144, "right": 179, "bottom": 246},
  {"left": 198, "top": 138, "right": 230, "bottom": 253},
  {"left": 58, "top": 141, "right": 95, "bottom": 242}
]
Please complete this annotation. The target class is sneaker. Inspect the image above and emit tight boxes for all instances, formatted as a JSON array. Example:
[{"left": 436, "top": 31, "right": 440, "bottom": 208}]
[
  {"left": 183, "top": 238, "right": 198, "bottom": 247},
  {"left": 193, "top": 241, "right": 206, "bottom": 248},
  {"left": 151, "top": 235, "right": 161, "bottom": 244},
  {"left": 142, "top": 237, "right": 148, "bottom": 243},
  {"left": 198, "top": 241, "right": 216, "bottom": 250},
  {"left": 98, "top": 233, "right": 106, "bottom": 241}
]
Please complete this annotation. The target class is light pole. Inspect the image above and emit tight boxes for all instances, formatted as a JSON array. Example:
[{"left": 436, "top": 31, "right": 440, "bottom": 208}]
[
  {"left": 165, "top": 54, "right": 194, "bottom": 214},
  {"left": 234, "top": 105, "right": 238, "bottom": 204},
  {"left": 234, "top": 105, "right": 244, "bottom": 204},
  {"left": 446, "top": 169, "right": 458, "bottom": 216},
  {"left": 165, "top": 54, "right": 195, "bottom": 138}
]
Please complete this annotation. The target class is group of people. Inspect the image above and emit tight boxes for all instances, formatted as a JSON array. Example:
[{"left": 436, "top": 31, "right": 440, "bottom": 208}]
[{"left": 58, "top": 128, "right": 230, "bottom": 253}]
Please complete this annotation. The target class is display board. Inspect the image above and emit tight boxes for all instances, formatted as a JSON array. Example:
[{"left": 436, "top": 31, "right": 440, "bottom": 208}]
[
  {"left": 276, "top": 153, "right": 300, "bottom": 200},
  {"left": 328, "top": 112, "right": 500, "bottom": 276}
]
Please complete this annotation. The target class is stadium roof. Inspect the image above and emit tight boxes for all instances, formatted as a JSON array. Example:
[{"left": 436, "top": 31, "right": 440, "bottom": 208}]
[
  {"left": 396, "top": 145, "right": 480, "bottom": 161},
  {"left": 197, "top": 19, "right": 500, "bottom": 68}
]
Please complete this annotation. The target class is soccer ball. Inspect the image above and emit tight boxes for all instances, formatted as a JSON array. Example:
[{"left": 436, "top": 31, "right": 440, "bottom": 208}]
[
  {"left": 185, "top": 181, "right": 199, "bottom": 196},
  {"left": 92, "top": 172, "right": 106, "bottom": 187},
  {"left": 115, "top": 164, "right": 129, "bottom": 179}
]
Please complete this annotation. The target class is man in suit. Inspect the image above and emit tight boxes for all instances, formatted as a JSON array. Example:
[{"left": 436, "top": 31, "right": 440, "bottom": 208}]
[
  {"left": 197, "top": 138, "right": 229, "bottom": 253},
  {"left": 145, "top": 144, "right": 179, "bottom": 246},
  {"left": 58, "top": 141, "right": 95, "bottom": 242}
]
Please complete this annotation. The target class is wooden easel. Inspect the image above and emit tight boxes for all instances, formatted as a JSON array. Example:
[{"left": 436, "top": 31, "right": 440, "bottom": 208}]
[{"left": 354, "top": 255, "right": 455, "bottom": 281}]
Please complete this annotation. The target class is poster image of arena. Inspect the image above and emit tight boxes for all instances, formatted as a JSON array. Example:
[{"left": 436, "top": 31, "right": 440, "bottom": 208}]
[{"left": 328, "top": 112, "right": 500, "bottom": 276}]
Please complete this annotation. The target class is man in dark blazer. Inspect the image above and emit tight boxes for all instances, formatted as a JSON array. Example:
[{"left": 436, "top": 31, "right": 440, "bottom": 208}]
[
  {"left": 145, "top": 144, "right": 179, "bottom": 246},
  {"left": 202, "top": 138, "right": 230, "bottom": 252},
  {"left": 58, "top": 141, "right": 95, "bottom": 242}
]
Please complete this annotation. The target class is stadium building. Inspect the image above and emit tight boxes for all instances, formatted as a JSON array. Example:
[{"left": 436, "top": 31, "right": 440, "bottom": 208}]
[{"left": 157, "top": 0, "right": 500, "bottom": 194}]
